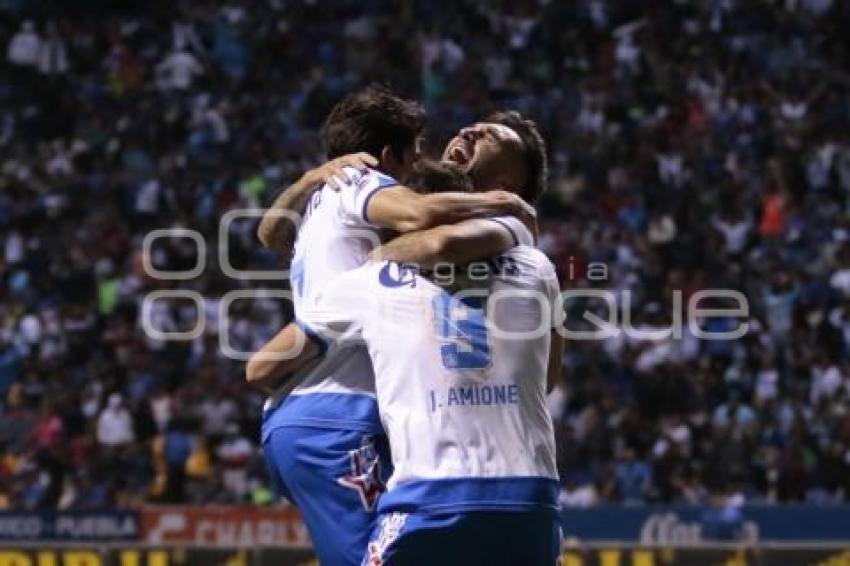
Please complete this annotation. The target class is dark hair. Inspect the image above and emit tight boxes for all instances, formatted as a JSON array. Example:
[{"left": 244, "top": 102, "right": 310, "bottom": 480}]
[
  {"left": 407, "top": 159, "right": 473, "bottom": 194},
  {"left": 321, "top": 84, "right": 426, "bottom": 162},
  {"left": 484, "top": 110, "right": 547, "bottom": 202}
]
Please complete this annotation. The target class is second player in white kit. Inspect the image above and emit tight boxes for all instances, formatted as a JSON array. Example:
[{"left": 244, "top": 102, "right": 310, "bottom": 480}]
[{"left": 294, "top": 246, "right": 562, "bottom": 564}]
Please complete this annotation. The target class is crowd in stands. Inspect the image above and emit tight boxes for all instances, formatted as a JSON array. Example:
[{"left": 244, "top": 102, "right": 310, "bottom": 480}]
[{"left": 1, "top": 0, "right": 850, "bottom": 509}]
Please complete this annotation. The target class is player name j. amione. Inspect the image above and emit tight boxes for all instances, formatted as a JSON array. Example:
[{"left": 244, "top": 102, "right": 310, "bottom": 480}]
[{"left": 428, "top": 383, "right": 520, "bottom": 412}]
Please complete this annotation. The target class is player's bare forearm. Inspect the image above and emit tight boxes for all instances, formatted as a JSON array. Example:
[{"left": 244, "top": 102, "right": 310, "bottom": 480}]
[
  {"left": 370, "top": 219, "right": 514, "bottom": 268},
  {"left": 245, "top": 323, "right": 322, "bottom": 393},
  {"left": 258, "top": 152, "right": 378, "bottom": 255},
  {"left": 369, "top": 187, "right": 535, "bottom": 234},
  {"left": 424, "top": 191, "right": 534, "bottom": 229},
  {"left": 256, "top": 169, "right": 321, "bottom": 255}
]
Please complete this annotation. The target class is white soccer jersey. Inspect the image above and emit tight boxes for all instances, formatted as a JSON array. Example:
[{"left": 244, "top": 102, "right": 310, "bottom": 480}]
[
  {"left": 291, "top": 167, "right": 398, "bottom": 311},
  {"left": 298, "top": 246, "right": 560, "bottom": 514},
  {"left": 264, "top": 166, "right": 397, "bottom": 434},
  {"left": 265, "top": 166, "right": 535, "bottom": 437}
]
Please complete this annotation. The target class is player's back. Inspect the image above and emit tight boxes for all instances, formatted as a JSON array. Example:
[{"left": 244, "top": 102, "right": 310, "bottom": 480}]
[{"left": 306, "top": 245, "right": 561, "bottom": 515}]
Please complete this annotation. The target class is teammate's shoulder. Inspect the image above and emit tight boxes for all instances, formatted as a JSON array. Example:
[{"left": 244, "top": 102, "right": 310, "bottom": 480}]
[
  {"left": 487, "top": 215, "right": 534, "bottom": 248},
  {"left": 502, "top": 245, "right": 558, "bottom": 279},
  {"left": 504, "top": 244, "right": 552, "bottom": 264}
]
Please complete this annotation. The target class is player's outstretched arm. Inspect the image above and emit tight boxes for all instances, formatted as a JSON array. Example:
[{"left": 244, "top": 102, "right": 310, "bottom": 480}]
[
  {"left": 245, "top": 322, "right": 324, "bottom": 393},
  {"left": 257, "top": 153, "right": 378, "bottom": 254},
  {"left": 369, "top": 217, "right": 527, "bottom": 268},
  {"left": 366, "top": 186, "right": 536, "bottom": 234}
]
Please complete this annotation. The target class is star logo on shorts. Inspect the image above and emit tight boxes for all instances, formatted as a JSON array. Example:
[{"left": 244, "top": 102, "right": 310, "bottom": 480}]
[{"left": 337, "top": 437, "right": 386, "bottom": 511}]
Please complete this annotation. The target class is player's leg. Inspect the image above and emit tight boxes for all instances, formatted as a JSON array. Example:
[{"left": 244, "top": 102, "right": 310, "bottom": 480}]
[
  {"left": 266, "top": 426, "right": 391, "bottom": 566},
  {"left": 262, "top": 438, "right": 294, "bottom": 502},
  {"left": 460, "top": 511, "right": 561, "bottom": 565},
  {"left": 362, "top": 513, "right": 467, "bottom": 566},
  {"left": 363, "top": 511, "right": 560, "bottom": 566}
]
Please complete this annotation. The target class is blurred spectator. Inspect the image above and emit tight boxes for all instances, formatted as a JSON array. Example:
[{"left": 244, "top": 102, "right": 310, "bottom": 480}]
[
  {"left": 217, "top": 423, "right": 253, "bottom": 501},
  {"left": 96, "top": 394, "right": 134, "bottom": 448},
  {"left": 6, "top": 20, "right": 39, "bottom": 67},
  {"left": 37, "top": 21, "right": 67, "bottom": 75},
  {"left": 155, "top": 49, "right": 203, "bottom": 91},
  {"left": 163, "top": 419, "right": 191, "bottom": 502},
  {"left": 614, "top": 448, "right": 653, "bottom": 504}
]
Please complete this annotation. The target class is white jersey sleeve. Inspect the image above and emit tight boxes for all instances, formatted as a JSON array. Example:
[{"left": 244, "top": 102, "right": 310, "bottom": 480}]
[
  {"left": 484, "top": 215, "right": 534, "bottom": 247},
  {"left": 337, "top": 166, "right": 399, "bottom": 228}
]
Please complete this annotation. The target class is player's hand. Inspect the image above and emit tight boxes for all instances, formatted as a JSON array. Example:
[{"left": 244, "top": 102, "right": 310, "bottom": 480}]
[
  {"left": 311, "top": 153, "right": 378, "bottom": 191},
  {"left": 489, "top": 190, "right": 538, "bottom": 240}
]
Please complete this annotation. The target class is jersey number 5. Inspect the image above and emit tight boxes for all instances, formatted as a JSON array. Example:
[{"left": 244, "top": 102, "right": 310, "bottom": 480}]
[{"left": 432, "top": 293, "right": 491, "bottom": 370}]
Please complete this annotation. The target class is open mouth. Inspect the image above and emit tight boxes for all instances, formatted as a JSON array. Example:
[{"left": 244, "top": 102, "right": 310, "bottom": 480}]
[{"left": 445, "top": 139, "right": 472, "bottom": 166}]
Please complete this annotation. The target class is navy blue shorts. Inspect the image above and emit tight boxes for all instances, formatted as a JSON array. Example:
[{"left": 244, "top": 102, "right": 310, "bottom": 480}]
[
  {"left": 264, "top": 425, "right": 392, "bottom": 566},
  {"left": 362, "top": 510, "right": 561, "bottom": 565}
]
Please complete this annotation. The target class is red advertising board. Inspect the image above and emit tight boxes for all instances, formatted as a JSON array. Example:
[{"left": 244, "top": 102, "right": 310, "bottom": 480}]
[{"left": 140, "top": 505, "right": 310, "bottom": 547}]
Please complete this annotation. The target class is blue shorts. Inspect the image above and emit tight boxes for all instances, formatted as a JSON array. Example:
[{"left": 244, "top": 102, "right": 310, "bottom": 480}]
[
  {"left": 362, "top": 510, "right": 561, "bottom": 565},
  {"left": 264, "top": 425, "right": 392, "bottom": 566}
]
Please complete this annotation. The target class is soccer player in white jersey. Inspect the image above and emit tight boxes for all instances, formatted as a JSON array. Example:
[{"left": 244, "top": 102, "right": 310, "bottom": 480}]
[
  {"left": 249, "top": 243, "right": 563, "bottom": 564},
  {"left": 254, "top": 86, "right": 546, "bottom": 566}
]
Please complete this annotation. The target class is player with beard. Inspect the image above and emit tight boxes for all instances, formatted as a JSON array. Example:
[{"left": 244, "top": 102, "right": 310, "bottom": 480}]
[{"left": 256, "top": 85, "right": 545, "bottom": 566}]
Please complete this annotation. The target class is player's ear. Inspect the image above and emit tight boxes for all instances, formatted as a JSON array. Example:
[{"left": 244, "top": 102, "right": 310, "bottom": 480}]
[
  {"left": 380, "top": 145, "right": 397, "bottom": 171},
  {"left": 381, "top": 145, "right": 408, "bottom": 181}
]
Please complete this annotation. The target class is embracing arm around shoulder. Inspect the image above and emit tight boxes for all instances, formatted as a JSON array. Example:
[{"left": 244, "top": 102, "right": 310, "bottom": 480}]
[
  {"left": 366, "top": 186, "right": 535, "bottom": 234},
  {"left": 370, "top": 215, "right": 532, "bottom": 268},
  {"left": 257, "top": 153, "right": 378, "bottom": 256},
  {"left": 256, "top": 172, "right": 320, "bottom": 255}
]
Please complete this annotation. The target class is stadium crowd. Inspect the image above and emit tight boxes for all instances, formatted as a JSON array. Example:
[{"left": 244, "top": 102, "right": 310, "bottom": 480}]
[{"left": 1, "top": 0, "right": 850, "bottom": 510}]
